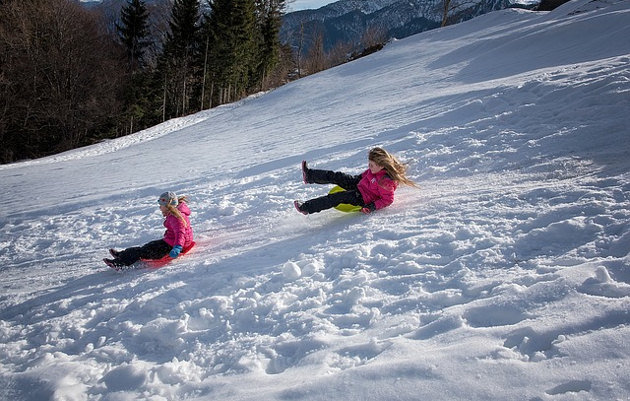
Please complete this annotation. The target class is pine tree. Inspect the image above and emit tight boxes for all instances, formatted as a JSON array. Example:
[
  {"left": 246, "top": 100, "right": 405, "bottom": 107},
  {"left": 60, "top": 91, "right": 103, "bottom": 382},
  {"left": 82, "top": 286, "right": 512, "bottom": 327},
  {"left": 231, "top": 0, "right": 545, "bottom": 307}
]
[
  {"left": 203, "top": 0, "right": 255, "bottom": 104},
  {"left": 116, "top": 0, "right": 153, "bottom": 134},
  {"left": 203, "top": 0, "right": 231, "bottom": 104},
  {"left": 117, "top": 0, "right": 150, "bottom": 70},
  {"left": 199, "top": 0, "right": 285, "bottom": 109},
  {"left": 230, "top": 0, "right": 256, "bottom": 98},
  {"left": 159, "top": 0, "right": 201, "bottom": 118},
  {"left": 253, "top": 0, "right": 285, "bottom": 91},
  {"left": 166, "top": 0, "right": 201, "bottom": 58}
]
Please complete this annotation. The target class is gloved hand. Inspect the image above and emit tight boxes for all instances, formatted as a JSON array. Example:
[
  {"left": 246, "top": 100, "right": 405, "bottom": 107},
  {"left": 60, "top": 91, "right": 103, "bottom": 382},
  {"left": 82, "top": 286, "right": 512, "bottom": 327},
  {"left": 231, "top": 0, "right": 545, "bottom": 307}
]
[
  {"left": 361, "top": 203, "right": 376, "bottom": 214},
  {"left": 169, "top": 245, "right": 183, "bottom": 258}
]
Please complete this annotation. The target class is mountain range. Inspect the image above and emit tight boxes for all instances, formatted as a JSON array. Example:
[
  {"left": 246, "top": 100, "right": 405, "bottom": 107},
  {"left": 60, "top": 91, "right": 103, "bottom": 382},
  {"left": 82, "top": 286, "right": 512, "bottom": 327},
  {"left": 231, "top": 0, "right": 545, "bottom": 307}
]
[
  {"left": 83, "top": 0, "right": 533, "bottom": 53},
  {"left": 280, "top": 0, "right": 523, "bottom": 52}
]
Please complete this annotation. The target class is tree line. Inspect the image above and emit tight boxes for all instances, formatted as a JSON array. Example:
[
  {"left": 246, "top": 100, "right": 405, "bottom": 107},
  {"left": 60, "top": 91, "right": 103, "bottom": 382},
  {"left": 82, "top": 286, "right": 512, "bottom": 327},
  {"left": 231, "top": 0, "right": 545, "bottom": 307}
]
[
  {"left": 0, "top": 0, "right": 397, "bottom": 164},
  {"left": 0, "top": 0, "right": 291, "bottom": 164}
]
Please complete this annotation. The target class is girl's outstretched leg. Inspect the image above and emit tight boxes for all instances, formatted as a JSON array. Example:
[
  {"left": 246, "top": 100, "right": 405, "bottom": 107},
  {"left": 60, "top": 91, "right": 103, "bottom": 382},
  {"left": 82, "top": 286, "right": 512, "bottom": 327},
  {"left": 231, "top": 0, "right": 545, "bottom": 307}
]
[
  {"left": 296, "top": 189, "right": 364, "bottom": 214},
  {"left": 302, "top": 161, "right": 361, "bottom": 189}
]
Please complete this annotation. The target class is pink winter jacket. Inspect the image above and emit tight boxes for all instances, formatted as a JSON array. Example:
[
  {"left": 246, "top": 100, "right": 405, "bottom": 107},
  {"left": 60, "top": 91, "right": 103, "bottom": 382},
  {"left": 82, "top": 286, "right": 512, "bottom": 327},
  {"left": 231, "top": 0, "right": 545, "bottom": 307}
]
[
  {"left": 163, "top": 202, "right": 194, "bottom": 247},
  {"left": 357, "top": 169, "right": 398, "bottom": 210}
]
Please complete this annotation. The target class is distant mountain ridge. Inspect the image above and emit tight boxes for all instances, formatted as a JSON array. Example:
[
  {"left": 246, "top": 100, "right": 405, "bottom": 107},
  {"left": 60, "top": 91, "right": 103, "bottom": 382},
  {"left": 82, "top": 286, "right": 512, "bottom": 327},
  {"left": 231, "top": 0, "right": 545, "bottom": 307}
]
[
  {"left": 82, "top": 0, "right": 519, "bottom": 55},
  {"left": 291, "top": 0, "right": 400, "bottom": 20},
  {"left": 281, "top": 0, "right": 516, "bottom": 52}
]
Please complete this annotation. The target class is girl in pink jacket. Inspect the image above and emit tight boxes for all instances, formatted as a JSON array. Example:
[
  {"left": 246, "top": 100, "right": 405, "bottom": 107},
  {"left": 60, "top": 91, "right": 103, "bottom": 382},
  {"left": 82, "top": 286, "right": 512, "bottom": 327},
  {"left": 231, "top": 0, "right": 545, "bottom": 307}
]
[
  {"left": 294, "top": 147, "right": 416, "bottom": 215},
  {"left": 104, "top": 191, "right": 194, "bottom": 269}
]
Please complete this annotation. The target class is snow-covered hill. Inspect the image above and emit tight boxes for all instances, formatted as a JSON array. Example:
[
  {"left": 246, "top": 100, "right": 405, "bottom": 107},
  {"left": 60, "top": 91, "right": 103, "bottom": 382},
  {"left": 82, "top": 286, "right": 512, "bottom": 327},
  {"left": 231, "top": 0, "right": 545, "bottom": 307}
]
[{"left": 1, "top": 0, "right": 629, "bottom": 400}]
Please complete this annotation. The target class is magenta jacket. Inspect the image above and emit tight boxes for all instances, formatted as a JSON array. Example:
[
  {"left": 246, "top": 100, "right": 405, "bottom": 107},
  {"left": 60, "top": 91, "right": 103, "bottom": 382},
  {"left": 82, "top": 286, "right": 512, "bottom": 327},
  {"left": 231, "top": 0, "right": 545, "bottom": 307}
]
[
  {"left": 163, "top": 202, "right": 194, "bottom": 247},
  {"left": 357, "top": 169, "right": 398, "bottom": 210}
]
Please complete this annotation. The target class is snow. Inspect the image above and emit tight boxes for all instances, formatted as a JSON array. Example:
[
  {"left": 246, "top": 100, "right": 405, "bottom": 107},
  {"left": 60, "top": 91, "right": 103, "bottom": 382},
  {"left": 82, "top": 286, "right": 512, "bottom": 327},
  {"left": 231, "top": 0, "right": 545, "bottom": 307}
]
[{"left": 1, "top": 0, "right": 630, "bottom": 399}]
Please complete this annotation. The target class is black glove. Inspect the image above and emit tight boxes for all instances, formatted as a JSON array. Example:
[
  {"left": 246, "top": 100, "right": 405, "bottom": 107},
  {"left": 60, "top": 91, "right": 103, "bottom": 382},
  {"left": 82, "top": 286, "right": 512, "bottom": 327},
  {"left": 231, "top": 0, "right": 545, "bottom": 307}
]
[{"left": 361, "top": 203, "right": 376, "bottom": 214}]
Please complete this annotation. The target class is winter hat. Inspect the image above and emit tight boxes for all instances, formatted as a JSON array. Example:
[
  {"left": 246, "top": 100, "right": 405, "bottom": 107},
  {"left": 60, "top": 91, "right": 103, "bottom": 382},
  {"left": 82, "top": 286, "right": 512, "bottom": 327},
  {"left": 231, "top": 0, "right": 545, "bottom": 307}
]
[{"left": 158, "top": 191, "right": 178, "bottom": 207}]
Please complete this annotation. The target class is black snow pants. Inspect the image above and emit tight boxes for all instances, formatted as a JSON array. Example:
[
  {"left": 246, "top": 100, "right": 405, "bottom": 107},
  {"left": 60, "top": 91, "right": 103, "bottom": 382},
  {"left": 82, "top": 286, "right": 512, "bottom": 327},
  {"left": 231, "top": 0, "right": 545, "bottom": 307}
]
[
  {"left": 117, "top": 239, "right": 171, "bottom": 266},
  {"left": 301, "top": 168, "right": 366, "bottom": 214}
]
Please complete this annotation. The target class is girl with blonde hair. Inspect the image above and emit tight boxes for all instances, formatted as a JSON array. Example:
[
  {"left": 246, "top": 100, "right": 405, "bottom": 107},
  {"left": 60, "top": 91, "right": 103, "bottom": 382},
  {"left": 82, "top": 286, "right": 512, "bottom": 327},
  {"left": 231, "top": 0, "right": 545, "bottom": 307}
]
[
  {"left": 104, "top": 191, "right": 194, "bottom": 270},
  {"left": 295, "top": 147, "right": 416, "bottom": 215}
]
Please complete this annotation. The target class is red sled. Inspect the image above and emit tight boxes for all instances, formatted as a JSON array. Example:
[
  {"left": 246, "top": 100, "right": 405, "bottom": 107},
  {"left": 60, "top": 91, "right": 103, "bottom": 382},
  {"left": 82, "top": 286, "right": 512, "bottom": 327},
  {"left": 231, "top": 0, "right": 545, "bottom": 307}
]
[{"left": 142, "top": 241, "right": 196, "bottom": 269}]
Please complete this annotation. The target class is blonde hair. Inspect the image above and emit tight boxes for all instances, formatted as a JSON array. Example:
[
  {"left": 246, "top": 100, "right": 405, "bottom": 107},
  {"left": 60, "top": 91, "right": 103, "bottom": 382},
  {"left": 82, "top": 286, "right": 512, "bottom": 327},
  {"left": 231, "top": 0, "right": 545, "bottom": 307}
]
[
  {"left": 369, "top": 147, "right": 417, "bottom": 187},
  {"left": 165, "top": 196, "right": 189, "bottom": 227}
]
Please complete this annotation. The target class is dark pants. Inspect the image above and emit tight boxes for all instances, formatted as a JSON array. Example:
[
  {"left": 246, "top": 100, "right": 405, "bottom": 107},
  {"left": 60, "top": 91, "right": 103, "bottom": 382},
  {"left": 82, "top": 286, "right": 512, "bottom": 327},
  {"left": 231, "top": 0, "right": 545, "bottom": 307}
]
[
  {"left": 117, "top": 239, "right": 171, "bottom": 266},
  {"left": 302, "top": 168, "right": 365, "bottom": 214}
]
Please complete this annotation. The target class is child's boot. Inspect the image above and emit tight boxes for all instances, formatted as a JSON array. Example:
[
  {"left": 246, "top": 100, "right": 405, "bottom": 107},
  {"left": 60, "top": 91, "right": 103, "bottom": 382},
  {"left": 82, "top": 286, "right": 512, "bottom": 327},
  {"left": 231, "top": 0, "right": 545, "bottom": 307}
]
[
  {"left": 301, "top": 161, "right": 310, "bottom": 184},
  {"left": 294, "top": 200, "right": 308, "bottom": 215},
  {"left": 104, "top": 258, "right": 125, "bottom": 271}
]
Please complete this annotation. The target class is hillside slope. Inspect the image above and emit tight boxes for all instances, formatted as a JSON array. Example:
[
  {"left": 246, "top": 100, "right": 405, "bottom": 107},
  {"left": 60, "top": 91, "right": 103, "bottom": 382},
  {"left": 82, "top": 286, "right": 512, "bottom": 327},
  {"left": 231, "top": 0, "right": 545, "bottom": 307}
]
[{"left": 1, "top": 0, "right": 629, "bottom": 400}]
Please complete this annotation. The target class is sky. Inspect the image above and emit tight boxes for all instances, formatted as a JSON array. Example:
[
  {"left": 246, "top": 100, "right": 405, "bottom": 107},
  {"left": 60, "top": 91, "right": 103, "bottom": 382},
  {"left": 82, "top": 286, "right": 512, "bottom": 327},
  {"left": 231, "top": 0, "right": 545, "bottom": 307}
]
[
  {"left": 79, "top": 0, "right": 333, "bottom": 12},
  {"left": 287, "top": 0, "right": 333, "bottom": 11},
  {"left": 1, "top": 0, "right": 629, "bottom": 400}
]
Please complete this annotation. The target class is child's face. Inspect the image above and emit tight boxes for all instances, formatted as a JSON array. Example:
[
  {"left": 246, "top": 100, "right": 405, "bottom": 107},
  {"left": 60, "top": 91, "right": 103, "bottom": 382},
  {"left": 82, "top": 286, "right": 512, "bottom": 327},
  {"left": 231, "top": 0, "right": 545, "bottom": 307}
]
[
  {"left": 368, "top": 159, "right": 383, "bottom": 174},
  {"left": 159, "top": 205, "right": 169, "bottom": 216}
]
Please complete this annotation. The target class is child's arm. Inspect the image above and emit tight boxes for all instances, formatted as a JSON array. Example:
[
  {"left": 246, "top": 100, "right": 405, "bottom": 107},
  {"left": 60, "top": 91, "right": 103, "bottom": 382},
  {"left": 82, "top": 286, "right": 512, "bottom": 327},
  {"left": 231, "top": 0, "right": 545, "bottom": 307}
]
[
  {"left": 164, "top": 217, "right": 186, "bottom": 248},
  {"left": 373, "top": 178, "right": 396, "bottom": 210},
  {"left": 174, "top": 222, "right": 187, "bottom": 247}
]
